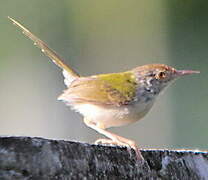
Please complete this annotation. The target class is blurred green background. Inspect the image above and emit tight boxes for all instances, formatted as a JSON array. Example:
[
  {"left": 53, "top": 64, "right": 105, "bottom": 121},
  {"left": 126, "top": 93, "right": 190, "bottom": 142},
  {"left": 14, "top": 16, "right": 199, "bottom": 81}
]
[{"left": 0, "top": 1, "right": 207, "bottom": 150}]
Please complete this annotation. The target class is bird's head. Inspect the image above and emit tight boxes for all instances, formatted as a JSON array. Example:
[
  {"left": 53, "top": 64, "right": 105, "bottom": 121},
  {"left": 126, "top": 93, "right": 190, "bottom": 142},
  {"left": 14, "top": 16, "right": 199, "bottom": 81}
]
[{"left": 132, "top": 64, "right": 199, "bottom": 97}]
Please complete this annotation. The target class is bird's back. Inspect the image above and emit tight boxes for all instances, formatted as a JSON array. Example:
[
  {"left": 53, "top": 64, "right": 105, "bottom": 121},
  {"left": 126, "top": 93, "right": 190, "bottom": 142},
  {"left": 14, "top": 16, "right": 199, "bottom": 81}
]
[{"left": 58, "top": 71, "right": 137, "bottom": 107}]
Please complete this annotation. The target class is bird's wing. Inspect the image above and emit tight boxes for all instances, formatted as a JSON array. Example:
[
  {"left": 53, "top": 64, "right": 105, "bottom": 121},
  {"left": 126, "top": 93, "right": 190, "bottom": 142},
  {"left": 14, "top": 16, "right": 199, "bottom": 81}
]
[
  {"left": 8, "top": 17, "right": 79, "bottom": 86},
  {"left": 58, "top": 72, "right": 137, "bottom": 106}
]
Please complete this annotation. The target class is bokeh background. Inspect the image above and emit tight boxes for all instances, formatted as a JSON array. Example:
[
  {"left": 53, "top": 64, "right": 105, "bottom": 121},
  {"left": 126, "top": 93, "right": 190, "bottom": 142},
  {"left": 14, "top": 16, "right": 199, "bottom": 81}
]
[{"left": 0, "top": 1, "right": 207, "bottom": 150}]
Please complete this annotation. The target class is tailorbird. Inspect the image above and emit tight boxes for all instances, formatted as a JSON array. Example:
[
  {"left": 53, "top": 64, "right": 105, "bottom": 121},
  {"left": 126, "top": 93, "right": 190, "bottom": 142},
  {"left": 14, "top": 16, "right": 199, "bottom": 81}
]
[{"left": 8, "top": 17, "right": 199, "bottom": 160}]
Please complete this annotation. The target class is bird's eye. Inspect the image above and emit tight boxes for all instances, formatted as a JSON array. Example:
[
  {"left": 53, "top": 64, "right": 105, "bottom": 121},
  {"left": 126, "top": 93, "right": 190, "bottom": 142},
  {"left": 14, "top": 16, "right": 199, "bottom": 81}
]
[{"left": 156, "top": 71, "right": 166, "bottom": 79}]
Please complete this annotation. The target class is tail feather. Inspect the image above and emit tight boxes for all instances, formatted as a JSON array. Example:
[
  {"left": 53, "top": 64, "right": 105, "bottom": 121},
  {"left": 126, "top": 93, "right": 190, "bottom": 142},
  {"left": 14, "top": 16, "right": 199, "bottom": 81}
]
[{"left": 8, "top": 16, "right": 80, "bottom": 86}]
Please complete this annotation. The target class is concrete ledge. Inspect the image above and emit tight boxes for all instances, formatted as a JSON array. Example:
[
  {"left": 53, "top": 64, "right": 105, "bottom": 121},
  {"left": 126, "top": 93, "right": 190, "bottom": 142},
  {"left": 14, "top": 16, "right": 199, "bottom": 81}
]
[{"left": 0, "top": 136, "right": 207, "bottom": 179}]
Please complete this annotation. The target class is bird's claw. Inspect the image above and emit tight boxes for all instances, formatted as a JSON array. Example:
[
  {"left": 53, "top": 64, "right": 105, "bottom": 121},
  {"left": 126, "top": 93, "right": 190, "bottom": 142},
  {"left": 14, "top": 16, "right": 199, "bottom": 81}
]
[{"left": 95, "top": 138, "right": 144, "bottom": 161}]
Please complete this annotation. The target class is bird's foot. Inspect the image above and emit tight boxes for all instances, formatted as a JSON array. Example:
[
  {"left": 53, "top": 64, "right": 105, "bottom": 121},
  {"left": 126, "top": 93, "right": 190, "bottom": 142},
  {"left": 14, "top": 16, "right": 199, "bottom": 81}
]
[
  {"left": 95, "top": 138, "right": 126, "bottom": 146},
  {"left": 95, "top": 138, "right": 144, "bottom": 161},
  {"left": 84, "top": 120, "right": 144, "bottom": 161}
]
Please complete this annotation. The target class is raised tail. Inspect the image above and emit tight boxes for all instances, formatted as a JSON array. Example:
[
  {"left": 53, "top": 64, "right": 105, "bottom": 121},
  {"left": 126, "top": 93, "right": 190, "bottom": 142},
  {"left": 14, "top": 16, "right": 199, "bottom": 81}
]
[{"left": 8, "top": 16, "right": 80, "bottom": 86}]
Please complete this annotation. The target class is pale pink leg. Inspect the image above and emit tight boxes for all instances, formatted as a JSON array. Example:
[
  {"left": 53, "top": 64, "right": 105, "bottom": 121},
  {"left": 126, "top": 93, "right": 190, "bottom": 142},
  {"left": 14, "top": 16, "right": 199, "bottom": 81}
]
[{"left": 84, "top": 120, "right": 144, "bottom": 161}]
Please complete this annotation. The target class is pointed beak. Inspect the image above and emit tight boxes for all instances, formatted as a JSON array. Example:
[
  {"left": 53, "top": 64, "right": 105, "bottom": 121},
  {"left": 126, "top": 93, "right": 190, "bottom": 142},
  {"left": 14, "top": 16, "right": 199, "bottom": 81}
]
[{"left": 175, "top": 70, "right": 200, "bottom": 76}]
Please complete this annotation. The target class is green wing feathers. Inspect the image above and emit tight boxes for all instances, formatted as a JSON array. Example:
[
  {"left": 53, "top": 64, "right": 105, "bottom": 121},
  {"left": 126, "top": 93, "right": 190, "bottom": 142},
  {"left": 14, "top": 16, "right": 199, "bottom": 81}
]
[
  {"left": 8, "top": 17, "right": 137, "bottom": 106},
  {"left": 59, "top": 72, "right": 137, "bottom": 106}
]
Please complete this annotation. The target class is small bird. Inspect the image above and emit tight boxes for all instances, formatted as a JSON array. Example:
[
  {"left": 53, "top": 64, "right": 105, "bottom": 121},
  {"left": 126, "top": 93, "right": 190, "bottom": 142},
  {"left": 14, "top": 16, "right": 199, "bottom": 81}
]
[{"left": 8, "top": 17, "right": 199, "bottom": 161}]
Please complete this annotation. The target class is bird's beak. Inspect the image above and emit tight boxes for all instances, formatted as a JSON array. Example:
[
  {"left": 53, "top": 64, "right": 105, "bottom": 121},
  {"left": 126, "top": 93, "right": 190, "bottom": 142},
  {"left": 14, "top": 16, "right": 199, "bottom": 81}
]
[{"left": 175, "top": 70, "right": 200, "bottom": 76}]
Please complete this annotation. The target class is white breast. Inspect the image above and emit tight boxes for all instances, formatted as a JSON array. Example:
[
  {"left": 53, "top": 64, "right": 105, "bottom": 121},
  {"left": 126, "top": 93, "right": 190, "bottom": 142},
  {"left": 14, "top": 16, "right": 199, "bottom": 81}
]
[{"left": 72, "top": 99, "right": 155, "bottom": 129}]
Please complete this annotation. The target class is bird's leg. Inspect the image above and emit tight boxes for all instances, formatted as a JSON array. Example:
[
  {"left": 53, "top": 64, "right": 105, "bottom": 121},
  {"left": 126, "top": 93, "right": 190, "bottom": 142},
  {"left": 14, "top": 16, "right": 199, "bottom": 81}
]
[{"left": 84, "top": 119, "right": 144, "bottom": 161}]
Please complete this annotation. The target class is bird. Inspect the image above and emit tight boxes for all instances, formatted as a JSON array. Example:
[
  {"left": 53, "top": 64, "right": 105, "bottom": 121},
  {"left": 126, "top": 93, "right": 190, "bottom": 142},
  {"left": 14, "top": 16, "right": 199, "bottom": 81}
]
[{"left": 8, "top": 17, "right": 199, "bottom": 161}]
